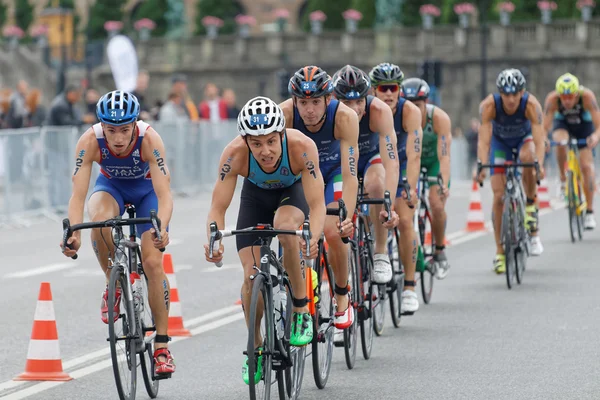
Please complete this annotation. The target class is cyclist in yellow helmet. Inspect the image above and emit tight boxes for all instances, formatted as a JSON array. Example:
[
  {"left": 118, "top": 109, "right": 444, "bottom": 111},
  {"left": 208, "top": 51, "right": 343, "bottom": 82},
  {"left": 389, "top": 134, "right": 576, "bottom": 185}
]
[{"left": 543, "top": 73, "right": 600, "bottom": 229}]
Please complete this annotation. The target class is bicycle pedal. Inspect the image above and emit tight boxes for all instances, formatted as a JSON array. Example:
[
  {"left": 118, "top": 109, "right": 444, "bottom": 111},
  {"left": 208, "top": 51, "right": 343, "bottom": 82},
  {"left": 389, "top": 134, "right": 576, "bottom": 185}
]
[
  {"left": 358, "top": 307, "right": 370, "bottom": 321},
  {"left": 401, "top": 310, "right": 415, "bottom": 316},
  {"left": 154, "top": 373, "right": 172, "bottom": 381}
]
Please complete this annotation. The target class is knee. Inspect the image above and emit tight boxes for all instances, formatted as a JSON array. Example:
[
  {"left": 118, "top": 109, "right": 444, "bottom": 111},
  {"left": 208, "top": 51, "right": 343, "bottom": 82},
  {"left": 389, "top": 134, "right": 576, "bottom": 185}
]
[
  {"left": 581, "top": 161, "right": 594, "bottom": 177},
  {"left": 492, "top": 191, "right": 504, "bottom": 207},
  {"left": 430, "top": 198, "right": 444, "bottom": 216},
  {"left": 397, "top": 214, "right": 413, "bottom": 232},
  {"left": 520, "top": 151, "right": 534, "bottom": 164},
  {"left": 143, "top": 255, "right": 164, "bottom": 280},
  {"left": 365, "top": 177, "right": 384, "bottom": 198}
]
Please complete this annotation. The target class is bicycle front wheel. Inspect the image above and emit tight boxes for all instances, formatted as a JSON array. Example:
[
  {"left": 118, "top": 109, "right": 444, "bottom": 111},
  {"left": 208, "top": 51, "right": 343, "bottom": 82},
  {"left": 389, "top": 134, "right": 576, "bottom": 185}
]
[
  {"left": 501, "top": 199, "right": 516, "bottom": 289},
  {"left": 343, "top": 244, "right": 359, "bottom": 370},
  {"left": 359, "top": 245, "right": 375, "bottom": 360},
  {"left": 420, "top": 214, "right": 434, "bottom": 304},
  {"left": 248, "top": 273, "right": 273, "bottom": 400},
  {"left": 387, "top": 228, "right": 404, "bottom": 328},
  {"left": 567, "top": 171, "right": 577, "bottom": 243},
  {"left": 108, "top": 266, "right": 137, "bottom": 400},
  {"left": 138, "top": 272, "right": 159, "bottom": 398},
  {"left": 311, "top": 257, "right": 335, "bottom": 389}
]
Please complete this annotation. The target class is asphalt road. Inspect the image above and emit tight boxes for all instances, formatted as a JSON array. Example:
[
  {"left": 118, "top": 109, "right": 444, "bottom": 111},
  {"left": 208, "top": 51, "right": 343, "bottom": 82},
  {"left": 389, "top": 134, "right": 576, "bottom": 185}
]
[{"left": 0, "top": 179, "right": 599, "bottom": 400}]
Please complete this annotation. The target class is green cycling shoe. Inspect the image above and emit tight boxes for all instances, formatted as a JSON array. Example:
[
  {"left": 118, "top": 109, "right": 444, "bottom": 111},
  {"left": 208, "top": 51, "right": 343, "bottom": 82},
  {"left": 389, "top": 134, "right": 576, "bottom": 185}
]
[
  {"left": 290, "top": 312, "right": 313, "bottom": 347},
  {"left": 242, "top": 347, "right": 263, "bottom": 385}
]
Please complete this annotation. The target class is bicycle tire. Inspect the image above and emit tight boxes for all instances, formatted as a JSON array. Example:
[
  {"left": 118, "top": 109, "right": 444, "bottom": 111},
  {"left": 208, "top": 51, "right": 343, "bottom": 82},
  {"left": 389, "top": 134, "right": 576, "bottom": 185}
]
[
  {"left": 576, "top": 177, "right": 584, "bottom": 239},
  {"left": 359, "top": 233, "right": 375, "bottom": 360},
  {"left": 248, "top": 273, "right": 273, "bottom": 400},
  {"left": 515, "top": 201, "right": 527, "bottom": 285},
  {"left": 387, "top": 228, "right": 404, "bottom": 328},
  {"left": 277, "top": 280, "right": 306, "bottom": 400},
  {"left": 311, "top": 256, "right": 335, "bottom": 389},
  {"left": 138, "top": 272, "right": 159, "bottom": 399},
  {"left": 567, "top": 171, "right": 577, "bottom": 243},
  {"left": 107, "top": 266, "right": 137, "bottom": 400},
  {"left": 420, "top": 213, "right": 434, "bottom": 304},
  {"left": 343, "top": 243, "right": 358, "bottom": 370},
  {"left": 501, "top": 199, "right": 516, "bottom": 289}
]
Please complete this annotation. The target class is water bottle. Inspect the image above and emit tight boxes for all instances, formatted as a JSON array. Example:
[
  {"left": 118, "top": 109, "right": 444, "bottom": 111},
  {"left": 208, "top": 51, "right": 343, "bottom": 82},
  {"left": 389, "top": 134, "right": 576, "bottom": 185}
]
[{"left": 131, "top": 272, "right": 144, "bottom": 313}]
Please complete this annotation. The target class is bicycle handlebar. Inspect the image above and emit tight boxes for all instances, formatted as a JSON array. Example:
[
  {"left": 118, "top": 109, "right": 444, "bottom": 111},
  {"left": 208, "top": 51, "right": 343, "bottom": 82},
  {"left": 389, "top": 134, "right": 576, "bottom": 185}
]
[
  {"left": 326, "top": 198, "right": 349, "bottom": 244},
  {"left": 209, "top": 221, "right": 312, "bottom": 267},
  {"left": 476, "top": 160, "right": 541, "bottom": 187},
  {"left": 62, "top": 210, "right": 164, "bottom": 260},
  {"left": 550, "top": 138, "right": 588, "bottom": 147}
]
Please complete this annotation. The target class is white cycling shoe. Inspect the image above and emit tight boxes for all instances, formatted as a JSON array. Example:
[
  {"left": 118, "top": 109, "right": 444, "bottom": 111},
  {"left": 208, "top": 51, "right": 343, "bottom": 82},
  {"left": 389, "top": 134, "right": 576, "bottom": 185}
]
[
  {"left": 401, "top": 290, "right": 419, "bottom": 315},
  {"left": 529, "top": 235, "right": 544, "bottom": 256},
  {"left": 584, "top": 213, "right": 596, "bottom": 230},
  {"left": 372, "top": 254, "right": 392, "bottom": 284}
]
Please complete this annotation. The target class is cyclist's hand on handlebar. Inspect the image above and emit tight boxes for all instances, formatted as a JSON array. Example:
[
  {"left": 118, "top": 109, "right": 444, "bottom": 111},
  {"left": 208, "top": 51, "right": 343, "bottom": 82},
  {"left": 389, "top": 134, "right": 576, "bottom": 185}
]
[
  {"left": 587, "top": 133, "right": 600, "bottom": 149},
  {"left": 151, "top": 228, "right": 169, "bottom": 250},
  {"left": 538, "top": 165, "right": 546, "bottom": 180},
  {"left": 204, "top": 242, "right": 224, "bottom": 263},
  {"left": 337, "top": 217, "right": 354, "bottom": 238},
  {"left": 300, "top": 236, "right": 319, "bottom": 260},
  {"left": 476, "top": 168, "right": 487, "bottom": 185},
  {"left": 60, "top": 236, "right": 80, "bottom": 258},
  {"left": 403, "top": 188, "right": 418, "bottom": 208},
  {"left": 438, "top": 185, "right": 450, "bottom": 200},
  {"left": 379, "top": 209, "right": 398, "bottom": 229}
]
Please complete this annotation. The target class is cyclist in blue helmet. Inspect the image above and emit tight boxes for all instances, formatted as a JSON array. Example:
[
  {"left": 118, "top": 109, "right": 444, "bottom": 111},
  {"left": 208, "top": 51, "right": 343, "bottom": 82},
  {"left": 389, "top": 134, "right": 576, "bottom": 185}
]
[{"left": 61, "top": 89, "right": 177, "bottom": 378}]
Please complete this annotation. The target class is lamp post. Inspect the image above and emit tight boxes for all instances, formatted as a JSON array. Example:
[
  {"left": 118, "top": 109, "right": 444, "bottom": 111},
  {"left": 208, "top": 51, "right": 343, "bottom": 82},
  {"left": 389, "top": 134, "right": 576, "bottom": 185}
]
[{"left": 480, "top": 0, "right": 489, "bottom": 100}]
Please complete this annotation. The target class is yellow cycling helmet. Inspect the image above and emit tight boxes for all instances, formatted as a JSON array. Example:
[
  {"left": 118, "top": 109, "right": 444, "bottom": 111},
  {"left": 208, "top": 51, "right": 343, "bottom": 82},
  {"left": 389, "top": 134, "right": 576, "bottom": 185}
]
[{"left": 555, "top": 73, "right": 580, "bottom": 95}]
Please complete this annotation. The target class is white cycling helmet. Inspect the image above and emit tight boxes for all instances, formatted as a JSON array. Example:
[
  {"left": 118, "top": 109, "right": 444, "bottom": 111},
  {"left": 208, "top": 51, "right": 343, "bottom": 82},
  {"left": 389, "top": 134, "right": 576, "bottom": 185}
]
[
  {"left": 496, "top": 68, "right": 526, "bottom": 94},
  {"left": 237, "top": 96, "right": 286, "bottom": 136}
]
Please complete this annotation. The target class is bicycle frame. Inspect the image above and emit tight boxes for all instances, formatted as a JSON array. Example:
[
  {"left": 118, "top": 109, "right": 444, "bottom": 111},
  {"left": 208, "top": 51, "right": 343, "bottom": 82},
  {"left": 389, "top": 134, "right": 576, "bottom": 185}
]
[{"left": 566, "top": 139, "right": 588, "bottom": 214}]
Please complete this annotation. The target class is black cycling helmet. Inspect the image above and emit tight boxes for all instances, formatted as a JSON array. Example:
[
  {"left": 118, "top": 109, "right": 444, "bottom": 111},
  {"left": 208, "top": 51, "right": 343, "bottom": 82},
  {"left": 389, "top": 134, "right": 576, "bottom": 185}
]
[
  {"left": 400, "top": 78, "right": 430, "bottom": 101},
  {"left": 332, "top": 65, "right": 371, "bottom": 100},
  {"left": 288, "top": 66, "right": 333, "bottom": 98},
  {"left": 369, "top": 62, "right": 405, "bottom": 86},
  {"left": 496, "top": 68, "right": 526, "bottom": 94}
]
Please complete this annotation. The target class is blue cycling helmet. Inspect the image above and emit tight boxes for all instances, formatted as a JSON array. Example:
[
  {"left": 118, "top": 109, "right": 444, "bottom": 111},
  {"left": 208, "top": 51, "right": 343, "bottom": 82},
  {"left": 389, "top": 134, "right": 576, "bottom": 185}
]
[{"left": 96, "top": 90, "right": 140, "bottom": 126}]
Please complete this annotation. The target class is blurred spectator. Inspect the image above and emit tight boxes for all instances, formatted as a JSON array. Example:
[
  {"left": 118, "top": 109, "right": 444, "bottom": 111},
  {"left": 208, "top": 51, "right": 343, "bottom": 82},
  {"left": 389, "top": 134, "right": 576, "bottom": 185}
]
[
  {"left": 84, "top": 88, "right": 101, "bottom": 124},
  {"left": 171, "top": 74, "right": 199, "bottom": 121},
  {"left": 452, "top": 126, "right": 464, "bottom": 138},
  {"left": 0, "top": 88, "right": 12, "bottom": 128},
  {"left": 159, "top": 91, "right": 189, "bottom": 121},
  {"left": 198, "top": 83, "right": 228, "bottom": 122},
  {"left": 24, "top": 89, "right": 47, "bottom": 127},
  {"left": 222, "top": 88, "right": 240, "bottom": 119},
  {"left": 465, "top": 117, "right": 480, "bottom": 168},
  {"left": 6, "top": 80, "right": 29, "bottom": 129},
  {"left": 150, "top": 100, "right": 164, "bottom": 121},
  {"left": 132, "top": 70, "right": 151, "bottom": 120},
  {"left": 46, "top": 84, "right": 95, "bottom": 126}
]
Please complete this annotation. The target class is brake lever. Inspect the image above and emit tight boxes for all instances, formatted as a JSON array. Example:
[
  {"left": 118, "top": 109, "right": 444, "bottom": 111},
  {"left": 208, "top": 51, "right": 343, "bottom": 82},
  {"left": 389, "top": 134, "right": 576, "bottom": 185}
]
[
  {"left": 149, "top": 210, "right": 165, "bottom": 252},
  {"left": 476, "top": 161, "right": 484, "bottom": 187},
  {"left": 62, "top": 218, "right": 78, "bottom": 260},
  {"left": 302, "top": 220, "right": 311, "bottom": 259},
  {"left": 383, "top": 190, "right": 392, "bottom": 222},
  {"left": 338, "top": 199, "right": 350, "bottom": 244},
  {"left": 209, "top": 222, "right": 223, "bottom": 268},
  {"left": 402, "top": 178, "right": 414, "bottom": 209},
  {"left": 534, "top": 160, "right": 541, "bottom": 186}
]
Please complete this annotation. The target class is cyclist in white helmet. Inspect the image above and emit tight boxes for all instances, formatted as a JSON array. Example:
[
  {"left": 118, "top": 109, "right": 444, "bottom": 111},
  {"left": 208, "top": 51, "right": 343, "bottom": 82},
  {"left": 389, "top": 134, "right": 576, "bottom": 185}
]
[{"left": 204, "top": 96, "right": 325, "bottom": 385}]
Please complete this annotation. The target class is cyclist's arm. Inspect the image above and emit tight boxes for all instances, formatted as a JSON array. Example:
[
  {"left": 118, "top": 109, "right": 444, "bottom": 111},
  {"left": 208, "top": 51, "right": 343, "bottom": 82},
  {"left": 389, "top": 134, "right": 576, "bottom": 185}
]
[
  {"left": 433, "top": 108, "right": 452, "bottom": 187},
  {"left": 477, "top": 96, "right": 495, "bottom": 164},
  {"left": 542, "top": 91, "right": 558, "bottom": 134},
  {"left": 206, "top": 140, "right": 242, "bottom": 241},
  {"left": 335, "top": 105, "right": 360, "bottom": 213},
  {"left": 67, "top": 129, "right": 97, "bottom": 239},
  {"left": 297, "top": 136, "right": 326, "bottom": 240},
  {"left": 525, "top": 94, "right": 546, "bottom": 165},
  {"left": 582, "top": 89, "right": 600, "bottom": 140},
  {"left": 370, "top": 97, "right": 399, "bottom": 204},
  {"left": 402, "top": 101, "right": 423, "bottom": 193},
  {"left": 142, "top": 128, "right": 173, "bottom": 229}
]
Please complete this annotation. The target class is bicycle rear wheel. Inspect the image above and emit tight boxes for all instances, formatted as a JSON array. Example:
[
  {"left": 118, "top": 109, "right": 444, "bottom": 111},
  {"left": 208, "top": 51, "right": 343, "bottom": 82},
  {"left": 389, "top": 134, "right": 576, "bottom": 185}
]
[
  {"left": 359, "top": 241, "right": 375, "bottom": 360},
  {"left": 343, "top": 243, "right": 358, "bottom": 370},
  {"left": 419, "top": 213, "right": 434, "bottom": 304},
  {"left": 311, "top": 256, "right": 335, "bottom": 389},
  {"left": 107, "top": 266, "right": 137, "bottom": 400},
  {"left": 248, "top": 273, "right": 273, "bottom": 400},
  {"left": 138, "top": 271, "right": 159, "bottom": 398},
  {"left": 387, "top": 228, "right": 404, "bottom": 328},
  {"left": 515, "top": 205, "right": 527, "bottom": 285}
]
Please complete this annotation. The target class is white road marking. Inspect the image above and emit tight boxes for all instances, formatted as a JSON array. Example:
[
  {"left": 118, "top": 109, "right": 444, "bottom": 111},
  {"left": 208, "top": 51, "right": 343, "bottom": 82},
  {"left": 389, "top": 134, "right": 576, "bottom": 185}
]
[{"left": 4, "top": 263, "right": 77, "bottom": 279}]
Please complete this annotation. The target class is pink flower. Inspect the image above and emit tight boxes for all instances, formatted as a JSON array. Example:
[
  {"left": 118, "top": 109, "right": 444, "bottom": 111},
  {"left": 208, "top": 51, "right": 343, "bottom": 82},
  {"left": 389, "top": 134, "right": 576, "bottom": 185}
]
[
  {"left": 273, "top": 8, "right": 290, "bottom": 19},
  {"left": 134, "top": 18, "right": 156, "bottom": 31},
  {"left": 235, "top": 14, "right": 257, "bottom": 26},
  {"left": 454, "top": 2, "right": 476, "bottom": 15},
  {"left": 537, "top": 1, "right": 558, "bottom": 10},
  {"left": 201, "top": 16, "right": 224, "bottom": 27},
  {"left": 104, "top": 20, "right": 123, "bottom": 32},
  {"left": 497, "top": 1, "right": 516, "bottom": 13},
  {"left": 310, "top": 10, "right": 327, "bottom": 22},
  {"left": 3, "top": 25, "right": 24, "bottom": 38},
  {"left": 29, "top": 24, "right": 49, "bottom": 37},
  {"left": 419, "top": 4, "right": 441, "bottom": 17},
  {"left": 342, "top": 9, "right": 363, "bottom": 21},
  {"left": 577, "top": 0, "right": 595, "bottom": 8}
]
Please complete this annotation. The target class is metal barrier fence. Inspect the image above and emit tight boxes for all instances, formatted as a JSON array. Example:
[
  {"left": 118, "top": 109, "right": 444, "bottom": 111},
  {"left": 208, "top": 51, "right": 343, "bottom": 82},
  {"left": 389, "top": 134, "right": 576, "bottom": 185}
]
[{"left": 0, "top": 121, "right": 596, "bottom": 227}]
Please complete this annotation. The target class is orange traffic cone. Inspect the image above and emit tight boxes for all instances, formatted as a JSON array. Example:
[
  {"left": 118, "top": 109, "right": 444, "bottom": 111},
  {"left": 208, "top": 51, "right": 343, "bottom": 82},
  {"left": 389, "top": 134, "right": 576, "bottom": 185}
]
[
  {"left": 163, "top": 253, "right": 191, "bottom": 337},
  {"left": 538, "top": 179, "right": 551, "bottom": 209},
  {"left": 466, "top": 181, "right": 486, "bottom": 232},
  {"left": 15, "top": 282, "right": 72, "bottom": 381}
]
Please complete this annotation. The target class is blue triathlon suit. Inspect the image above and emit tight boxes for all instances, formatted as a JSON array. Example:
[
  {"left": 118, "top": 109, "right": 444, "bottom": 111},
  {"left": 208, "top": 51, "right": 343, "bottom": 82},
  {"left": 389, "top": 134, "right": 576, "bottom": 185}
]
[
  {"left": 553, "top": 94, "right": 595, "bottom": 149},
  {"left": 490, "top": 92, "right": 532, "bottom": 175},
  {"left": 236, "top": 131, "right": 308, "bottom": 250},
  {"left": 357, "top": 95, "right": 382, "bottom": 176},
  {"left": 393, "top": 97, "right": 411, "bottom": 198},
  {"left": 91, "top": 121, "right": 161, "bottom": 236},
  {"left": 293, "top": 99, "right": 342, "bottom": 204}
]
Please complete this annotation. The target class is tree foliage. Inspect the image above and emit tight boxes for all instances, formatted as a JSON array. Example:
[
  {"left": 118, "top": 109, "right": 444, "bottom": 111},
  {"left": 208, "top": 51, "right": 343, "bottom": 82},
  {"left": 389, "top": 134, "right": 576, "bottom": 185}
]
[
  {"left": 135, "top": 0, "right": 169, "bottom": 37},
  {"left": 195, "top": 0, "right": 243, "bottom": 35},
  {"left": 301, "top": 0, "right": 352, "bottom": 32},
  {"left": 88, "top": 0, "right": 123, "bottom": 40}
]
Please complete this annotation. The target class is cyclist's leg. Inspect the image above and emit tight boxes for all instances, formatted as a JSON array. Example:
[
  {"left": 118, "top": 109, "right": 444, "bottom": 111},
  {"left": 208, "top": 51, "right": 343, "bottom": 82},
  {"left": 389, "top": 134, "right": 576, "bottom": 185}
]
[
  {"left": 273, "top": 180, "right": 312, "bottom": 345},
  {"left": 136, "top": 190, "right": 176, "bottom": 375},
  {"left": 426, "top": 159, "right": 451, "bottom": 275},
  {"left": 576, "top": 123, "right": 596, "bottom": 228},
  {"left": 552, "top": 121, "right": 569, "bottom": 190},
  {"left": 518, "top": 136, "right": 539, "bottom": 231},
  {"left": 490, "top": 135, "right": 510, "bottom": 273},
  {"left": 362, "top": 153, "right": 393, "bottom": 284},
  {"left": 322, "top": 167, "right": 352, "bottom": 328},
  {"left": 395, "top": 160, "right": 418, "bottom": 313}
]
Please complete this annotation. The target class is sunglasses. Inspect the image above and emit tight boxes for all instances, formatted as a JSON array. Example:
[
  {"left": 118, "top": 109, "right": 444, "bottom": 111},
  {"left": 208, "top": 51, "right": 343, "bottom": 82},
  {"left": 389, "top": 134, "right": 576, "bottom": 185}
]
[{"left": 376, "top": 84, "right": 399, "bottom": 93}]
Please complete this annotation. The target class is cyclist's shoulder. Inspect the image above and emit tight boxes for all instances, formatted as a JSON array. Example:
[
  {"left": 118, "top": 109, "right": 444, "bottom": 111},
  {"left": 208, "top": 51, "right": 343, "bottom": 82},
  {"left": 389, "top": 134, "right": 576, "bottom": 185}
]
[
  {"left": 431, "top": 105, "right": 450, "bottom": 126},
  {"left": 543, "top": 90, "right": 559, "bottom": 108},
  {"left": 287, "top": 128, "right": 317, "bottom": 152},
  {"left": 479, "top": 94, "right": 496, "bottom": 119},
  {"left": 368, "top": 96, "right": 393, "bottom": 118},
  {"left": 78, "top": 127, "right": 100, "bottom": 149},
  {"left": 279, "top": 98, "right": 295, "bottom": 120},
  {"left": 334, "top": 102, "right": 359, "bottom": 131}
]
